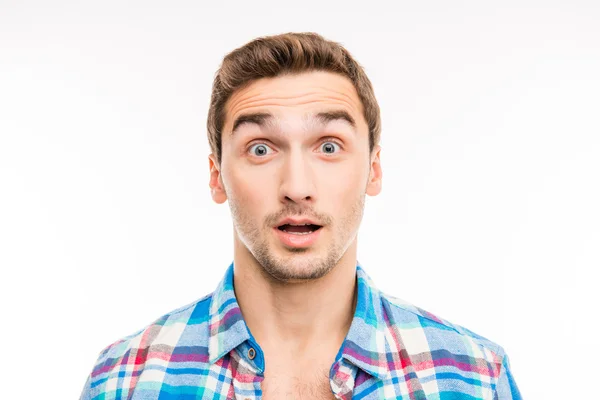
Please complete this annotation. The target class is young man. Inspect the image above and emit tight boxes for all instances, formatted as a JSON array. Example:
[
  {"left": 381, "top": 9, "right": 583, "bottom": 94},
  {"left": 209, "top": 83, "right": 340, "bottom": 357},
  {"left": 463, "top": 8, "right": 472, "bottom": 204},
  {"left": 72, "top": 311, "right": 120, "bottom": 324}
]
[{"left": 80, "top": 32, "right": 522, "bottom": 399}]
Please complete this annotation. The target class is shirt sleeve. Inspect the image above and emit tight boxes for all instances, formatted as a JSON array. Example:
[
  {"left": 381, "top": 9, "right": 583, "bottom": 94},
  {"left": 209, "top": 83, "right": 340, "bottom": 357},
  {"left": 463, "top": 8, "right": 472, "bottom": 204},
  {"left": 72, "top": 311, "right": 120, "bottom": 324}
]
[
  {"left": 79, "top": 373, "right": 92, "bottom": 400},
  {"left": 495, "top": 351, "right": 523, "bottom": 400}
]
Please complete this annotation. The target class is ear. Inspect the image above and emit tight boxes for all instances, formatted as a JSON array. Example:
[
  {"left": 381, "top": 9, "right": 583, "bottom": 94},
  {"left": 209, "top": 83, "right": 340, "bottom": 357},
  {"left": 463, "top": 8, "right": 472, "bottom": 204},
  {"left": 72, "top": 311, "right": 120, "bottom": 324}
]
[
  {"left": 208, "top": 153, "right": 227, "bottom": 204},
  {"left": 366, "top": 145, "right": 382, "bottom": 196}
]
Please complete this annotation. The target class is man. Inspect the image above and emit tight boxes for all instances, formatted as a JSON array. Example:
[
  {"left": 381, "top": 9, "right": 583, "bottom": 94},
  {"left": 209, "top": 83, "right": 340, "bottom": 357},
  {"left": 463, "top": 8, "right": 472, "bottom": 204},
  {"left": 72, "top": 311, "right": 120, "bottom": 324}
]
[{"left": 80, "top": 32, "right": 522, "bottom": 399}]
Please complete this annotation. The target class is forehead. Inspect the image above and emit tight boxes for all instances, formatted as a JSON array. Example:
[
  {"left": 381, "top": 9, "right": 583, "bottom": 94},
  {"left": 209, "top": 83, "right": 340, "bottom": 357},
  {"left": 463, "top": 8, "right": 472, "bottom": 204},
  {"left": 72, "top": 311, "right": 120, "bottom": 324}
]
[{"left": 223, "top": 71, "right": 366, "bottom": 133}]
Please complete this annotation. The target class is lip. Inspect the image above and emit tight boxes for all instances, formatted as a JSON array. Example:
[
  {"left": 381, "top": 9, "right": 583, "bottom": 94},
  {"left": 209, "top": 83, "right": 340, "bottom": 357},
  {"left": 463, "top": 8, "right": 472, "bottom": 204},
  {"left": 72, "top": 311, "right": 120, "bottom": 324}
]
[
  {"left": 273, "top": 226, "right": 323, "bottom": 248},
  {"left": 275, "top": 217, "right": 322, "bottom": 227}
]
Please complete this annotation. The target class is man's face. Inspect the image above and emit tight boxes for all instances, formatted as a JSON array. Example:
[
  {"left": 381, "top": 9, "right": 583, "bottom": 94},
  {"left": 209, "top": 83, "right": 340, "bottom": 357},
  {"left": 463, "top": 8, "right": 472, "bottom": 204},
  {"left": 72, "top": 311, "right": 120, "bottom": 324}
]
[{"left": 208, "top": 71, "right": 382, "bottom": 282}]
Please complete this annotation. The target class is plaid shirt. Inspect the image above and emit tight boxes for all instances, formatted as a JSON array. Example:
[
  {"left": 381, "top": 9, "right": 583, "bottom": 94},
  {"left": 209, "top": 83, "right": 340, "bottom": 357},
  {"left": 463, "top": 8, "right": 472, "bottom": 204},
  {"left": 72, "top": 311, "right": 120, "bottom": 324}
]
[{"left": 80, "top": 261, "right": 522, "bottom": 399}]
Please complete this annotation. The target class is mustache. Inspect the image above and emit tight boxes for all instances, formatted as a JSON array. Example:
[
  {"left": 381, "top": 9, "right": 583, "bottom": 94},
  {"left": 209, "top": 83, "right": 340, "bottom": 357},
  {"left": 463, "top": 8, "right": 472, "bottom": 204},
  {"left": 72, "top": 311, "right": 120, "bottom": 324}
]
[{"left": 272, "top": 210, "right": 329, "bottom": 226}]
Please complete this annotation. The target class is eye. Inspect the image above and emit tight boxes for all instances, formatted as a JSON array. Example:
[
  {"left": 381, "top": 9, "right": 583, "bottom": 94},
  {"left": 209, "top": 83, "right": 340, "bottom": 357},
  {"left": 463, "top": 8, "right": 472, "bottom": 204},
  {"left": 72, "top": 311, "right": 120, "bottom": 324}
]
[
  {"left": 247, "top": 142, "right": 274, "bottom": 157},
  {"left": 319, "top": 140, "right": 342, "bottom": 155},
  {"left": 247, "top": 138, "right": 343, "bottom": 158}
]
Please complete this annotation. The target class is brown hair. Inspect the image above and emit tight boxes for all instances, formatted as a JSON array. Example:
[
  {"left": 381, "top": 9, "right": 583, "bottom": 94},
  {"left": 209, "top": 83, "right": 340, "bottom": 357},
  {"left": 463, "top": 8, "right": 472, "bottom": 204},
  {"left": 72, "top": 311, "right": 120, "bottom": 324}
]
[{"left": 207, "top": 32, "right": 381, "bottom": 166}]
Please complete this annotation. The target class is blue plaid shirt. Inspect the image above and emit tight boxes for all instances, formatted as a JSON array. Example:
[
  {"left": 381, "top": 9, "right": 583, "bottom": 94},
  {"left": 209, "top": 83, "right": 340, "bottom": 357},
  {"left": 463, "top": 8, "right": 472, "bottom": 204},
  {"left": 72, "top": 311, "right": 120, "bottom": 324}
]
[{"left": 80, "top": 261, "right": 522, "bottom": 399}]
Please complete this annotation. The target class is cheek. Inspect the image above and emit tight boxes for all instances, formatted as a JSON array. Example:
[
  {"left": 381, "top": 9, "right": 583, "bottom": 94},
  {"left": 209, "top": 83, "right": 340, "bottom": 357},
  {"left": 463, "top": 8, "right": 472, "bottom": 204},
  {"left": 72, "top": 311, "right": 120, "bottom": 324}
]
[
  {"left": 227, "top": 165, "right": 275, "bottom": 213},
  {"left": 322, "top": 170, "right": 365, "bottom": 218},
  {"left": 327, "top": 162, "right": 368, "bottom": 194},
  {"left": 334, "top": 164, "right": 369, "bottom": 215}
]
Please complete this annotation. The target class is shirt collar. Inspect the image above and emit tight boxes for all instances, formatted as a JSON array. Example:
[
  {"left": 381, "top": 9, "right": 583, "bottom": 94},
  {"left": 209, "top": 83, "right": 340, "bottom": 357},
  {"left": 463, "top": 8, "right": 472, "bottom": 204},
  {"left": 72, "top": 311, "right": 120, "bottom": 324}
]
[
  {"left": 207, "top": 261, "right": 250, "bottom": 364},
  {"left": 207, "top": 260, "right": 391, "bottom": 380}
]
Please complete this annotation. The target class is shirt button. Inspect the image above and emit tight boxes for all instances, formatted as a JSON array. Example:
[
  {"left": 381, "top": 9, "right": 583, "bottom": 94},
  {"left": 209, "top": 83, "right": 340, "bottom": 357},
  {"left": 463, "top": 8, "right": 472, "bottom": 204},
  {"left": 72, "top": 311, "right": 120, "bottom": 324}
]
[{"left": 248, "top": 347, "right": 256, "bottom": 360}]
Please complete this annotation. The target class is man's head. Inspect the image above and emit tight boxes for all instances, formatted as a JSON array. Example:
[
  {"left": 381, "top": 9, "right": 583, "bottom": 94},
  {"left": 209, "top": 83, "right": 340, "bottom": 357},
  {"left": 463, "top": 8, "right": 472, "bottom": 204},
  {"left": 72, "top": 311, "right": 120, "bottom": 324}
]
[{"left": 207, "top": 32, "right": 382, "bottom": 282}]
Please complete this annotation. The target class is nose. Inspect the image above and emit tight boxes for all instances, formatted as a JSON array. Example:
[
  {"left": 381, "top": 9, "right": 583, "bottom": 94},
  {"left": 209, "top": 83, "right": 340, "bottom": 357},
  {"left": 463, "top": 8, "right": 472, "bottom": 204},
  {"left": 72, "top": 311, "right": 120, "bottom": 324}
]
[{"left": 278, "top": 150, "right": 316, "bottom": 205}]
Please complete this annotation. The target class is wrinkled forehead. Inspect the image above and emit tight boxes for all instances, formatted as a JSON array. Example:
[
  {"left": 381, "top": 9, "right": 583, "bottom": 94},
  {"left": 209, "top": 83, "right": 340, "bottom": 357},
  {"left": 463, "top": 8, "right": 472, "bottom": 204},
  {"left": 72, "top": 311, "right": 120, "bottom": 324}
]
[{"left": 222, "top": 71, "right": 367, "bottom": 136}]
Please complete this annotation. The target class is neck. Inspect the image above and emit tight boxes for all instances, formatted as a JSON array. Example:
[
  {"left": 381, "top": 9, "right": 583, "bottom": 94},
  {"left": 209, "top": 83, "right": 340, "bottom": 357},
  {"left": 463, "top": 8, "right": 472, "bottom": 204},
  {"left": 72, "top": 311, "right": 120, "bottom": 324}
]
[{"left": 232, "top": 241, "right": 358, "bottom": 353}]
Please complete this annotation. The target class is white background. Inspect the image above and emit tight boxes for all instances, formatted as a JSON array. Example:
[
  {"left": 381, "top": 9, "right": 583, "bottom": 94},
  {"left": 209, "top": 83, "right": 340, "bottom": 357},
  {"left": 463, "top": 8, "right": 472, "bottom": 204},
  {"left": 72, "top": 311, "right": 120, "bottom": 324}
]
[{"left": 1, "top": 1, "right": 598, "bottom": 398}]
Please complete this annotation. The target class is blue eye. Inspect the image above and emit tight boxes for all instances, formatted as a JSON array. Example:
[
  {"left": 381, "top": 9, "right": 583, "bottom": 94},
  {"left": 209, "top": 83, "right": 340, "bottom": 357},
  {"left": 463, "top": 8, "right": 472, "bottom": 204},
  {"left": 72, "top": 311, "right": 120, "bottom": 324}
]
[
  {"left": 321, "top": 141, "right": 341, "bottom": 154},
  {"left": 247, "top": 139, "right": 342, "bottom": 157},
  {"left": 248, "top": 143, "right": 273, "bottom": 157}
]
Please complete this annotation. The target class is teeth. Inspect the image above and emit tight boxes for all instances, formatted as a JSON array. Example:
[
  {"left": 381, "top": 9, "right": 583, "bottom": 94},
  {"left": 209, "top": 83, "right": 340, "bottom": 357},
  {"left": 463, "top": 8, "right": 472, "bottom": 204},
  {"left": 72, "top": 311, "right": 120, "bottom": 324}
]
[{"left": 285, "top": 231, "right": 313, "bottom": 235}]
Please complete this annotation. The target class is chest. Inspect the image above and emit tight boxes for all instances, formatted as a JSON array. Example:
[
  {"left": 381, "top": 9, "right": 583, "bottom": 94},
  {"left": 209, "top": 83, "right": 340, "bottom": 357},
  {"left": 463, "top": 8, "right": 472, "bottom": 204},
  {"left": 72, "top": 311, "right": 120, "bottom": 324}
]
[
  {"left": 261, "top": 373, "right": 337, "bottom": 400},
  {"left": 258, "top": 346, "right": 339, "bottom": 399}
]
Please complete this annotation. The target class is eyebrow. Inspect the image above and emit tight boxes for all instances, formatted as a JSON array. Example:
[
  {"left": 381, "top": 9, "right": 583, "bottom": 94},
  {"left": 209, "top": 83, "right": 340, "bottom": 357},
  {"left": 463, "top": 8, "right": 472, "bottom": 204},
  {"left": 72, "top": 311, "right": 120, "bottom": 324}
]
[{"left": 230, "top": 110, "right": 357, "bottom": 136}]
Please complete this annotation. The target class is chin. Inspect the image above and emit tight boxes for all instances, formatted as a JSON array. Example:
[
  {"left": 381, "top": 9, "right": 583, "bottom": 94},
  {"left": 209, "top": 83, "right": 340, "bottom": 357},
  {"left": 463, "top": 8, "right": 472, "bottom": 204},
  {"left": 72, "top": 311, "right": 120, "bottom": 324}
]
[{"left": 267, "top": 256, "right": 334, "bottom": 281}]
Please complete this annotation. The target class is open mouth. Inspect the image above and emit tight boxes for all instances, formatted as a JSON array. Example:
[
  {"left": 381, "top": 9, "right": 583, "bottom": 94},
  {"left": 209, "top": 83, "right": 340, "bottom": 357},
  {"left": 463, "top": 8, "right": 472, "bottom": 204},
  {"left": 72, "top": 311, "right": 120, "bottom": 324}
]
[{"left": 277, "top": 224, "right": 323, "bottom": 235}]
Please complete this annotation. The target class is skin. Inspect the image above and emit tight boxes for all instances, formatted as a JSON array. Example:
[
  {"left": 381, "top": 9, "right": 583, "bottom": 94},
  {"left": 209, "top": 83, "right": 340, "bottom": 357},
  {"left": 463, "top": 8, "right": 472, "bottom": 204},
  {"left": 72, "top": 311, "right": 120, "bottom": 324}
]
[{"left": 208, "top": 70, "right": 382, "bottom": 398}]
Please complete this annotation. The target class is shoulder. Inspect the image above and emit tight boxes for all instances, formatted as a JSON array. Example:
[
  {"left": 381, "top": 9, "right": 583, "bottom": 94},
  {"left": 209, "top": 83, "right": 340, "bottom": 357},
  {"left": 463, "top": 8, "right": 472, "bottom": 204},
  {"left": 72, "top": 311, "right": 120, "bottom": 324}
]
[
  {"left": 87, "top": 292, "right": 214, "bottom": 387},
  {"left": 380, "top": 291, "right": 506, "bottom": 373}
]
